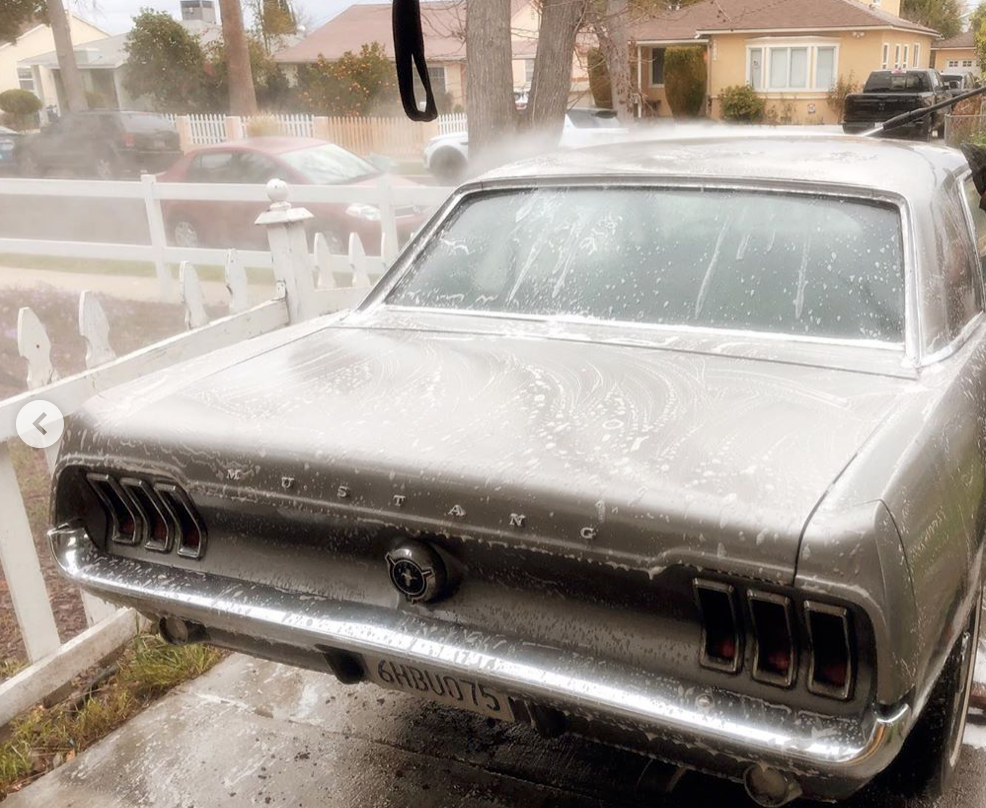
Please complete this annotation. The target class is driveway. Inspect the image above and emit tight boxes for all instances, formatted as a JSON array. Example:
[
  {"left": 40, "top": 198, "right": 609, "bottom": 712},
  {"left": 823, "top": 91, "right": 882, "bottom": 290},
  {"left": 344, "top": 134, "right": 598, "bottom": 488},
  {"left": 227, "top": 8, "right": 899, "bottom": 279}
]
[{"left": 4, "top": 653, "right": 985, "bottom": 808}]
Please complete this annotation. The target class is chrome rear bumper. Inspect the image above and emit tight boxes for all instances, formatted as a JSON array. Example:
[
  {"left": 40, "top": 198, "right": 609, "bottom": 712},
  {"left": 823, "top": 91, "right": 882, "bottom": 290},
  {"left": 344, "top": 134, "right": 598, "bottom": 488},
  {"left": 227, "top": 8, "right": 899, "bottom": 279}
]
[{"left": 51, "top": 527, "right": 910, "bottom": 799}]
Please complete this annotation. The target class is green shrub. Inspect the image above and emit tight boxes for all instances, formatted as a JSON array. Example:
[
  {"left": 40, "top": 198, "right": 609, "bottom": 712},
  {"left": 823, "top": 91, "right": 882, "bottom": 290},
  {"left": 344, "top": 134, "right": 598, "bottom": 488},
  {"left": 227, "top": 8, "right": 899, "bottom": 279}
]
[
  {"left": 663, "top": 47, "right": 706, "bottom": 117},
  {"left": 0, "top": 89, "right": 41, "bottom": 130},
  {"left": 720, "top": 84, "right": 766, "bottom": 122},
  {"left": 826, "top": 72, "right": 858, "bottom": 119},
  {"left": 0, "top": 89, "right": 41, "bottom": 117},
  {"left": 587, "top": 48, "right": 612, "bottom": 109}
]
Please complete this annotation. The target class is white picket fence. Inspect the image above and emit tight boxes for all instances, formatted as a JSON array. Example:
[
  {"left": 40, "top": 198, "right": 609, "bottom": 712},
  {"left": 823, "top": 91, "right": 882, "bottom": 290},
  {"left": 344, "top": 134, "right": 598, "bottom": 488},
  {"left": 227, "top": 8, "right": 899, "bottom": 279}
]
[
  {"left": 164, "top": 112, "right": 467, "bottom": 153},
  {"left": 0, "top": 174, "right": 453, "bottom": 303},
  {"left": 439, "top": 112, "right": 468, "bottom": 135},
  {"left": 184, "top": 113, "right": 227, "bottom": 146},
  {"left": 244, "top": 113, "right": 316, "bottom": 139},
  {"left": 0, "top": 176, "right": 453, "bottom": 727}
]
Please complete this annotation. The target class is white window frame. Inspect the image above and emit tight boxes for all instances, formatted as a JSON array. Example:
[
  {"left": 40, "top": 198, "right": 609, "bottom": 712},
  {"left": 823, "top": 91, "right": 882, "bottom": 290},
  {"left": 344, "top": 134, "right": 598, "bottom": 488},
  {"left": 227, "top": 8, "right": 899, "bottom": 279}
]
[
  {"left": 744, "top": 37, "right": 840, "bottom": 93},
  {"left": 894, "top": 44, "right": 901, "bottom": 70},
  {"left": 963, "top": 59, "right": 975, "bottom": 68},
  {"left": 948, "top": 59, "right": 960, "bottom": 68},
  {"left": 913, "top": 42, "right": 920, "bottom": 68},
  {"left": 881, "top": 43, "right": 889, "bottom": 70},
  {"left": 16, "top": 67, "right": 35, "bottom": 93},
  {"left": 902, "top": 44, "right": 909, "bottom": 69}
]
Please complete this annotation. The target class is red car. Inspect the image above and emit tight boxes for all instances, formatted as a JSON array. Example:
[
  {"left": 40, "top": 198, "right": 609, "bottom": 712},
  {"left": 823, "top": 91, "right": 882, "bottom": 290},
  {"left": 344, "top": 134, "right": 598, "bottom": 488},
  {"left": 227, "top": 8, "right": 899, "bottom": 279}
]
[{"left": 158, "top": 137, "right": 425, "bottom": 253}]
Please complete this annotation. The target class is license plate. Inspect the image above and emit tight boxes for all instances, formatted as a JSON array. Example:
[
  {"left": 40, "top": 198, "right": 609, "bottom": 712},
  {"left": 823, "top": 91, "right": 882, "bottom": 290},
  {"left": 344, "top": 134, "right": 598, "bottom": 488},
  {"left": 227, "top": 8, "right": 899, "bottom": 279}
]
[
  {"left": 153, "top": 139, "right": 166, "bottom": 149},
  {"left": 366, "top": 656, "right": 514, "bottom": 722}
]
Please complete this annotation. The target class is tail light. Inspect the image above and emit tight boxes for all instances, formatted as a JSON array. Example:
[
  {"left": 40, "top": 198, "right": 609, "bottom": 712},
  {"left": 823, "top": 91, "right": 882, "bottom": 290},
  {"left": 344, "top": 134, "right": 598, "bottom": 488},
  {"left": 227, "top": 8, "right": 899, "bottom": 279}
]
[
  {"left": 86, "top": 472, "right": 141, "bottom": 545},
  {"left": 121, "top": 132, "right": 136, "bottom": 148},
  {"left": 121, "top": 477, "right": 173, "bottom": 553},
  {"left": 80, "top": 470, "right": 206, "bottom": 559},
  {"left": 154, "top": 482, "right": 207, "bottom": 559},
  {"left": 693, "top": 577, "right": 856, "bottom": 700},
  {"left": 694, "top": 580, "right": 742, "bottom": 673},
  {"left": 805, "top": 602, "right": 854, "bottom": 700},
  {"left": 748, "top": 591, "right": 796, "bottom": 688}
]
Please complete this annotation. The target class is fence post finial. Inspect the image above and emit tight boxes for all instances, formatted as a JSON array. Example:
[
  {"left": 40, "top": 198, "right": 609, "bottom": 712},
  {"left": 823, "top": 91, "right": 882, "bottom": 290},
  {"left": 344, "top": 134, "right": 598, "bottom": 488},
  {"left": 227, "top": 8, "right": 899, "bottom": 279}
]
[
  {"left": 179, "top": 261, "right": 209, "bottom": 330},
  {"left": 225, "top": 249, "right": 249, "bottom": 314},
  {"left": 79, "top": 291, "right": 116, "bottom": 368},
  {"left": 256, "top": 179, "right": 317, "bottom": 323},
  {"left": 313, "top": 232, "right": 337, "bottom": 289},
  {"left": 17, "top": 308, "right": 59, "bottom": 390},
  {"left": 348, "top": 232, "right": 372, "bottom": 289}
]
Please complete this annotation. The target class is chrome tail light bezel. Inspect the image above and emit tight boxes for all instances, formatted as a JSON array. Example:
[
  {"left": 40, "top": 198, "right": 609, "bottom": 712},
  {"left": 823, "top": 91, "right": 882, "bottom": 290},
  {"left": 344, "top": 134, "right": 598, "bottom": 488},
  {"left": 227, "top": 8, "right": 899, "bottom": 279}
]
[
  {"left": 747, "top": 589, "right": 797, "bottom": 689},
  {"left": 804, "top": 601, "right": 855, "bottom": 701},
  {"left": 86, "top": 472, "right": 143, "bottom": 546},
  {"left": 694, "top": 578, "right": 744, "bottom": 674},
  {"left": 154, "top": 481, "right": 208, "bottom": 560},
  {"left": 120, "top": 477, "right": 175, "bottom": 554}
]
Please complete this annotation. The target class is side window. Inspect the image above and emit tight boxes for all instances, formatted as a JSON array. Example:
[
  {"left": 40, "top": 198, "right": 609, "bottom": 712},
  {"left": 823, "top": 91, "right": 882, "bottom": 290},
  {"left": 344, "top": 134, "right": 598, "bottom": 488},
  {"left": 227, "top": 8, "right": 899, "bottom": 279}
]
[
  {"left": 940, "top": 182, "right": 984, "bottom": 336},
  {"left": 963, "top": 176, "right": 986, "bottom": 278},
  {"left": 187, "top": 151, "right": 234, "bottom": 182},
  {"left": 234, "top": 152, "right": 280, "bottom": 184}
]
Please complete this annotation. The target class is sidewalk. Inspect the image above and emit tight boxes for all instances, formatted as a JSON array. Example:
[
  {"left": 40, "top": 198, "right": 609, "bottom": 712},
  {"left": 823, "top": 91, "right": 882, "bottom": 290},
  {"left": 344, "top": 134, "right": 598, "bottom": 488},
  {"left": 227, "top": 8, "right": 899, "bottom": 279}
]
[{"left": 4, "top": 653, "right": 986, "bottom": 808}]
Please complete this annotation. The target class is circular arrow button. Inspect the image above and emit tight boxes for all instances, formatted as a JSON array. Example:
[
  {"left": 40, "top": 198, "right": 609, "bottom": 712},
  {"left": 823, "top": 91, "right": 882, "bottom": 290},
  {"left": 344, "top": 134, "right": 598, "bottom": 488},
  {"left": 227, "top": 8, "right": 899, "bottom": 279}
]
[{"left": 16, "top": 400, "right": 65, "bottom": 449}]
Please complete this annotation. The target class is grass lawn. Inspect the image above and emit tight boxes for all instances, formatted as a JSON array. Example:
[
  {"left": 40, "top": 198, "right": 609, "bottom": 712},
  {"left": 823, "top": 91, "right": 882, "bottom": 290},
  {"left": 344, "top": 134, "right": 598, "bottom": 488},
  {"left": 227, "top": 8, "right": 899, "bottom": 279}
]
[{"left": 0, "top": 633, "right": 225, "bottom": 799}]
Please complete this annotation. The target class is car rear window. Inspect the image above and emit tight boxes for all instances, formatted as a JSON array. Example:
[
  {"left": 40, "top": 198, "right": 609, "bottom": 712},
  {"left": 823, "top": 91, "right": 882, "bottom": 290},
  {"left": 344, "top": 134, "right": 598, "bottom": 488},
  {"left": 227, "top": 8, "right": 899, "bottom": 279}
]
[
  {"left": 387, "top": 187, "right": 905, "bottom": 342},
  {"left": 863, "top": 71, "right": 930, "bottom": 92}
]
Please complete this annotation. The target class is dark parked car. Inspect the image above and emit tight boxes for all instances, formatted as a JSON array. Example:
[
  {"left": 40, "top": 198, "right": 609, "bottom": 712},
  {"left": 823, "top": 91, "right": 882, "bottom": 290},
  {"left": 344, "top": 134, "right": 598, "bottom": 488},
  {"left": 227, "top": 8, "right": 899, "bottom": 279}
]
[
  {"left": 843, "top": 69, "right": 950, "bottom": 139},
  {"left": 158, "top": 137, "right": 425, "bottom": 253},
  {"left": 942, "top": 72, "right": 978, "bottom": 98},
  {"left": 51, "top": 136, "right": 984, "bottom": 806},
  {"left": 17, "top": 111, "right": 181, "bottom": 179},
  {"left": 0, "top": 126, "right": 20, "bottom": 175}
]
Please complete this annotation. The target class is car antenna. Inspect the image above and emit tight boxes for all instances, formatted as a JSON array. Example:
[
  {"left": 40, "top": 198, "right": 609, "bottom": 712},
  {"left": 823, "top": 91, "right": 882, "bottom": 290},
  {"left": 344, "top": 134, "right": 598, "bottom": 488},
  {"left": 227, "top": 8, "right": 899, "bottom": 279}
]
[{"left": 393, "top": 0, "right": 438, "bottom": 122}]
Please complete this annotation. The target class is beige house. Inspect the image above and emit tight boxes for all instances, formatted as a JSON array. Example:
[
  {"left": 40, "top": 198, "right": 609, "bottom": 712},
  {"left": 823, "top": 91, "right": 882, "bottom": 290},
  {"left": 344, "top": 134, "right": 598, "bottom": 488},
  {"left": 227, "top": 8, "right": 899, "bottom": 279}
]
[
  {"left": 632, "top": 0, "right": 938, "bottom": 124},
  {"left": 932, "top": 31, "right": 979, "bottom": 76},
  {"left": 0, "top": 14, "right": 107, "bottom": 106},
  {"left": 273, "top": 0, "right": 589, "bottom": 111}
]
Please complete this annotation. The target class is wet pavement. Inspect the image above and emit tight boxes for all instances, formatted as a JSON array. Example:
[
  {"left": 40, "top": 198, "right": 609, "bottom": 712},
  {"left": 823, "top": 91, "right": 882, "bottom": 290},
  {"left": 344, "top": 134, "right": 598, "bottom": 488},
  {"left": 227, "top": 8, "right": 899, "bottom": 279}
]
[{"left": 4, "top": 653, "right": 985, "bottom": 808}]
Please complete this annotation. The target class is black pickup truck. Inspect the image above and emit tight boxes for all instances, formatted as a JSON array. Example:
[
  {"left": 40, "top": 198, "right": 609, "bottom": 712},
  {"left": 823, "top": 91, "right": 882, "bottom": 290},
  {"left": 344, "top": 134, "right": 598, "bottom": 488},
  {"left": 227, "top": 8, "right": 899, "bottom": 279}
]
[{"left": 842, "top": 69, "right": 950, "bottom": 140}]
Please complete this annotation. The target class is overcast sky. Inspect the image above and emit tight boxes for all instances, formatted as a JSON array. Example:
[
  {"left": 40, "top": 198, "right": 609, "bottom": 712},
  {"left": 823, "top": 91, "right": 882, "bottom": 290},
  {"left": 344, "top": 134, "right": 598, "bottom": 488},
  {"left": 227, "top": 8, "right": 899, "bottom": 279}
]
[{"left": 76, "top": 0, "right": 384, "bottom": 36}]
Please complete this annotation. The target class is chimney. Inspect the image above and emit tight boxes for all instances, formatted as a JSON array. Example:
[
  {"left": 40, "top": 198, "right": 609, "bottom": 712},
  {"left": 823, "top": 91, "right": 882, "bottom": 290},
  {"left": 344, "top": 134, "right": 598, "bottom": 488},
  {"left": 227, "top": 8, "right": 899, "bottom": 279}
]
[{"left": 180, "top": 0, "right": 216, "bottom": 23}]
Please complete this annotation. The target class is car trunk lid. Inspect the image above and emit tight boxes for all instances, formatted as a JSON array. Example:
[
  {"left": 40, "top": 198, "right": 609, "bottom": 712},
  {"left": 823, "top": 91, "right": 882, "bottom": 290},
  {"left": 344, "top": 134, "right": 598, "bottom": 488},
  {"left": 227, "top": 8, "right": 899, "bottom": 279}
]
[{"left": 70, "top": 315, "right": 910, "bottom": 585}]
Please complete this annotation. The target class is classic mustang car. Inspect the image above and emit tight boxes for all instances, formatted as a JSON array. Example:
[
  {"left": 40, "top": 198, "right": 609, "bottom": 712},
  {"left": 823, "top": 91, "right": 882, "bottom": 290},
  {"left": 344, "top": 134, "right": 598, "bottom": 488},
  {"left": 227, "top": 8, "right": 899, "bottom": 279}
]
[{"left": 49, "top": 136, "right": 984, "bottom": 806}]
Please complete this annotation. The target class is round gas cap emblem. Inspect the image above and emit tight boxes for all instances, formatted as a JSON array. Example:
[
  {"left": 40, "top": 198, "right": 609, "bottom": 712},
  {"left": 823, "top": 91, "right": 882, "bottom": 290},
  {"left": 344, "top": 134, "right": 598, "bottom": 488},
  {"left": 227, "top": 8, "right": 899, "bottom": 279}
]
[{"left": 386, "top": 541, "right": 446, "bottom": 603}]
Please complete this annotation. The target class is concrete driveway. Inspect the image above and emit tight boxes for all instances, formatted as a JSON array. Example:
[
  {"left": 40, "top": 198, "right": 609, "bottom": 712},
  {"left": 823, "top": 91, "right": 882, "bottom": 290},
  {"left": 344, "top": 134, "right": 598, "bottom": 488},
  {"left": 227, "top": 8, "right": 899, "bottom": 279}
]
[{"left": 5, "top": 653, "right": 985, "bottom": 808}]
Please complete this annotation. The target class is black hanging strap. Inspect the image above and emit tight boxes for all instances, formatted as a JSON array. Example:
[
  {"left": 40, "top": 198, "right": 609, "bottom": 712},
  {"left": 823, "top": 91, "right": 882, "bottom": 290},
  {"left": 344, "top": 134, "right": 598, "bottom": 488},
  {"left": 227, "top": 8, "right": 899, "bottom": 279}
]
[{"left": 393, "top": 0, "right": 438, "bottom": 121}]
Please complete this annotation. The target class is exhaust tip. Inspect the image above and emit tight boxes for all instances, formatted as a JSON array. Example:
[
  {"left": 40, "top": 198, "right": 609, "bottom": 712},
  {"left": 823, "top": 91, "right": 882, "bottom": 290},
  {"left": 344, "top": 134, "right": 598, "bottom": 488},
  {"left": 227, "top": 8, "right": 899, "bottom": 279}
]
[
  {"left": 158, "top": 615, "right": 206, "bottom": 646},
  {"left": 744, "top": 764, "right": 802, "bottom": 807}
]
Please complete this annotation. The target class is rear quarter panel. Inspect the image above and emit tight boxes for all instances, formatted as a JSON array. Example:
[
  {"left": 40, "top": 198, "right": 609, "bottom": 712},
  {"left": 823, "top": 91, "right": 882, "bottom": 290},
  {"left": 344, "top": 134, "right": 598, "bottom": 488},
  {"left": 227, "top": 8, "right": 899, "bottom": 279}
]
[{"left": 797, "top": 329, "right": 986, "bottom": 709}]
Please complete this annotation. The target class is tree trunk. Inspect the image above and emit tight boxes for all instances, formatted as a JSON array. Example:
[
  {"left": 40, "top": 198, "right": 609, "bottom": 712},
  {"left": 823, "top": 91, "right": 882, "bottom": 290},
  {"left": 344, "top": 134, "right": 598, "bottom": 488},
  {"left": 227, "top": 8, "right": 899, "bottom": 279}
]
[
  {"left": 217, "top": 0, "right": 258, "bottom": 115},
  {"left": 465, "top": 0, "right": 515, "bottom": 158},
  {"left": 599, "top": 0, "right": 631, "bottom": 122},
  {"left": 46, "top": 0, "right": 87, "bottom": 113},
  {"left": 526, "top": 0, "right": 587, "bottom": 140}
]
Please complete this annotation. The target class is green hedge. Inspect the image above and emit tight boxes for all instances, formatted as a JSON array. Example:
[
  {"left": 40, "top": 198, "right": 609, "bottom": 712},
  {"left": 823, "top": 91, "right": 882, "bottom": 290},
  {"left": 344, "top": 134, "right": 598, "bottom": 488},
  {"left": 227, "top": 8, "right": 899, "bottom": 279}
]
[
  {"left": 664, "top": 47, "right": 706, "bottom": 117},
  {"left": 588, "top": 48, "right": 612, "bottom": 109}
]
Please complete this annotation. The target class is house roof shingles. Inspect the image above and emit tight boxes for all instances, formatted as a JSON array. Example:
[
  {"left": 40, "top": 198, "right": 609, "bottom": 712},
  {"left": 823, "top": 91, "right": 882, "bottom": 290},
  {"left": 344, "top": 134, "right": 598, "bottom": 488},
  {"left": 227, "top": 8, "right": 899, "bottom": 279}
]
[
  {"left": 632, "top": 0, "right": 938, "bottom": 43},
  {"left": 933, "top": 31, "right": 974, "bottom": 49},
  {"left": 274, "top": 1, "right": 467, "bottom": 63}
]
